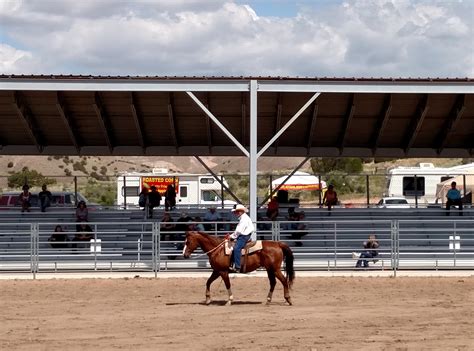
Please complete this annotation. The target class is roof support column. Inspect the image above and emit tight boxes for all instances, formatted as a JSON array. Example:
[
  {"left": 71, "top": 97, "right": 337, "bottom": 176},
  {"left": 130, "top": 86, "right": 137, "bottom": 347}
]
[{"left": 249, "top": 80, "right": 258, "bottom": 222}]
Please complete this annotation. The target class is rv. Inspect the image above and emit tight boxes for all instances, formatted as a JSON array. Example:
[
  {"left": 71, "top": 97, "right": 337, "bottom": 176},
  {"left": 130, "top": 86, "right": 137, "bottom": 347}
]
[
  {"left": 116, "top": 169, "right": 236, "bottom": 209},
  {"left": 387, "top": 163, "right": 474, "bottom": 206}
]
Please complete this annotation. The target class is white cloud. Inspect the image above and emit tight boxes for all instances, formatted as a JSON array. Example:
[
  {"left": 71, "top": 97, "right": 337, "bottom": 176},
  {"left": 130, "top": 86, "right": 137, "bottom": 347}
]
[{"left": 0, "top": 0, "right": 472, "bottom": 77}]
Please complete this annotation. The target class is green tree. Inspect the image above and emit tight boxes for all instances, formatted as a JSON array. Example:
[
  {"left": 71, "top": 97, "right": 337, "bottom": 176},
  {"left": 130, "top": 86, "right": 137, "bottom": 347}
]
[
  {"left": 310, "top": 158, "right": 364, "bottom": 196},
  {"left": 7, "top": 167, "right": 57, "bottom": 188}
]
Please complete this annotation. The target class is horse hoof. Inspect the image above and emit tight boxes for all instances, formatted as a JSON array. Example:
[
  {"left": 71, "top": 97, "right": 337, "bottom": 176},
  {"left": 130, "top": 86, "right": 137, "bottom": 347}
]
[
  {"left": 225, "top": 300, "right": 232, "bottom": 306},
  {"left": 285, "top": 297, "right": 293, "bottom": 306},
  {"left": 205, "top": 299, "right": 211, "bottom": 305}
]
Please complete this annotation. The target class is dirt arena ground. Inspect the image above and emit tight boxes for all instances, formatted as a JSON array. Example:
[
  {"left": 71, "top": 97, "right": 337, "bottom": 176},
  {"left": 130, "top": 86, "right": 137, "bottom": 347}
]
[{"left": 0, "top": 276, "right": 472, "bottom": 350}]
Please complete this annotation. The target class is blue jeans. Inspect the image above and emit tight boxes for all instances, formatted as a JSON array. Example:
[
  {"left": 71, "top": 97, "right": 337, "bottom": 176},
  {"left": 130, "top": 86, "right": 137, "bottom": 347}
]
[
  {"left": 356, "top": 251, "right": 376, "bottom": 267},
  {"left": 231, "top": 234, "right": 251, "bottom": 269}
]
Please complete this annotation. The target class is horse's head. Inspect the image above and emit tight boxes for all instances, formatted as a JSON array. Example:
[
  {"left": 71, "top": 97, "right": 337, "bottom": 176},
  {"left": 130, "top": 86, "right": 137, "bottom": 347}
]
[{"left": 183, "top": 231, "right": 199, "bottom": 258}]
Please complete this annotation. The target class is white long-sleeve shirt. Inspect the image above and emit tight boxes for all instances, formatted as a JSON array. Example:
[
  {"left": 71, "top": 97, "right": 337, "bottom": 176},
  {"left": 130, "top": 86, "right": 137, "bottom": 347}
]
[{"left": 230, "top": 212, "right": 255, "bottom": 241}]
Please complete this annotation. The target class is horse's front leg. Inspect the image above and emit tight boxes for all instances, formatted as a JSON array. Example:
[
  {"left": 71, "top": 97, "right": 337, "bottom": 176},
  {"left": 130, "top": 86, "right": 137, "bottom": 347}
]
[
  {"left": 205, "top": 270, "right": 220, "bottom": 305},
  {"left": 219, "top": 271, "right": 233, "bottom": 306}
]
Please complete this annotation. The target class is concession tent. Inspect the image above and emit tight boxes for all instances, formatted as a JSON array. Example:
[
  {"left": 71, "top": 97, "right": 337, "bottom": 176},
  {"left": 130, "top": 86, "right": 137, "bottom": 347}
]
[
  {"left": 435, "top": 174, "right": 474, "bottom": 203},
  {"left": 272, "top": 172, "right": 326, "bottom": 192}
]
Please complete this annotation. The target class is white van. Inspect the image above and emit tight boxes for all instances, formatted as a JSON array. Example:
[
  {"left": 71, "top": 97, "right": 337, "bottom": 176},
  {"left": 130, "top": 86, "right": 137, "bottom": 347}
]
[{"left": 116, "top": 169, "right": 237, "bottom": 209}]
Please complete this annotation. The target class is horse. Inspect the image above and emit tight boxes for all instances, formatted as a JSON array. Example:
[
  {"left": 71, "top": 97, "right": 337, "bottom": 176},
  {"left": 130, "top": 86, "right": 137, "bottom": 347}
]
[{"left": 183, "top": 231, "right": 295, "bottom": 306}]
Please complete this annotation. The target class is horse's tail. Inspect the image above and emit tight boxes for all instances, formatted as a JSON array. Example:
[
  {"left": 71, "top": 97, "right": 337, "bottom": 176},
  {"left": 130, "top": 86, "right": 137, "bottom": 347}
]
[{"left": 280, "top": 242, "right": 295, "bottom": 288}]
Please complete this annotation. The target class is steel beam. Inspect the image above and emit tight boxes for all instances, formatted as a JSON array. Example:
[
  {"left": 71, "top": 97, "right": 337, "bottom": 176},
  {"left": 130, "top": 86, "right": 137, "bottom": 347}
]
[
  {"left": 56, "top": 92, "right": 81, "bottom": 153},
  {"left": 273, "top": 93, "right": 283, "bottom": 154},
  {"left": 437, "top": 94, "right": 466, "bottom": 154},
  {"left": 130, "top": 92, "right": 146, "bottom": 151},
  {"left": 249, "top": 80, "right": 258, "bottom": 222},
  {"left": 187, "top": 91, "right": 249, "bottom": 157},
  {"left": 204, "top": 92, "right": 212, "bottom": 152},
  {"left": 372, "top": 93, "right": 392, "bottom": 151},
  {"left": 241, "top": 92, "right": 247, "bottom": 145},
  {"left": 167, "top": 92, "right": 179, "bottom": 149},
  {"left": 306, "top": 102, "right": 319, "bottom": 150},
  {"left": 12, "top": 91, "right": 43, "bottom": 152},
  {"left": 194, "top": 156, "right": 241, "bottom": 204},
  {"left": 404, "top": 95, "right": 430, "bottom": 154},
  {"left": 92, "top": 92, "right": 114, "bottom": 153},
  {"left": 257, "top": 92, "right": 320, "bottom": 158},
  {"left": 339, "top": 94, "right": 356, "bottom": 153}
]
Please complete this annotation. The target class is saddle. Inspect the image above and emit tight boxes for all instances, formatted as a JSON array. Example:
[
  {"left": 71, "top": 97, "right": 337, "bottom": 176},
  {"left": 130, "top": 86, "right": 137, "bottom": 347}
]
[{"left": 224, "top": 240, "right": 263, "bottom": 256}]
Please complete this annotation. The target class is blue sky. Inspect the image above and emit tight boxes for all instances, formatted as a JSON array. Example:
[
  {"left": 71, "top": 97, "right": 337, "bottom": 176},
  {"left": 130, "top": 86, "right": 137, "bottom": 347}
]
[{"left": 0, "top": 0, "right": 472, "bottom": 77}]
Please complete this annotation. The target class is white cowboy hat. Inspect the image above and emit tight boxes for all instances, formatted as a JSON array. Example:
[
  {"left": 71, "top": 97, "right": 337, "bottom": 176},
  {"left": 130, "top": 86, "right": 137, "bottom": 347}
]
[{"left": 232, "top": 204, "right": 248, "bottom": 213}]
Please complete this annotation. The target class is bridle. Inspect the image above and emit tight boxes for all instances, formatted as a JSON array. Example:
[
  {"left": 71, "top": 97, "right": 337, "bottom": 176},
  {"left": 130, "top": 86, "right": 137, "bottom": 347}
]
[{"left": 183, "top": 238, "right": 228, "bottom": 258}]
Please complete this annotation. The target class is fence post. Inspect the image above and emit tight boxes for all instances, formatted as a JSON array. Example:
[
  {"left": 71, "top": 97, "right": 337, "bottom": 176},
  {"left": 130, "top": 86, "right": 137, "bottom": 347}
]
[
  {"left": 391, "top": 220, "right": 399, "bottom": 277},
  {"left": 333, "top": 222, "right": 337, "bottom": 269}
]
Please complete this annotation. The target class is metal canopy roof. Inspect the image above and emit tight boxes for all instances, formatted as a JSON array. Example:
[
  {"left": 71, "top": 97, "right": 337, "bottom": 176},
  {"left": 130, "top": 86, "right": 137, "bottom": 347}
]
[{"left": 0, "top": 75, "right": 473, "bottom": 158}]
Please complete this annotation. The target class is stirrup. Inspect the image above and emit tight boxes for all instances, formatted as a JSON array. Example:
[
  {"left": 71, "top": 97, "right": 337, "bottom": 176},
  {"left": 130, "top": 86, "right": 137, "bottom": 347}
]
[{"left": 228, "top": 266, "right": 239, "bottom": 273}]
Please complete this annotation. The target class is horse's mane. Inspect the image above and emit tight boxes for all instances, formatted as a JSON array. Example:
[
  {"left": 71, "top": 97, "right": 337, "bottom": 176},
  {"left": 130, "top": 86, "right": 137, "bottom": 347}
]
[{"left": 188, "top": 231, "right": 224, "bottom": 246}]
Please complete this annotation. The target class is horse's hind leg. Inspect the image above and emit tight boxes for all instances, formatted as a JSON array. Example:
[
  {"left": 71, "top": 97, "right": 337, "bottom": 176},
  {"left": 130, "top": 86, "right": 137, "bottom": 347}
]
[
  {"left": 275, "top": 269, "right": 292, "bottom": 306},
  {"left": 205, "top": 270, "right": 220, "bottom": 305},
  {"left": 266, "top": 270, "right": 277, "bottom": 305}
]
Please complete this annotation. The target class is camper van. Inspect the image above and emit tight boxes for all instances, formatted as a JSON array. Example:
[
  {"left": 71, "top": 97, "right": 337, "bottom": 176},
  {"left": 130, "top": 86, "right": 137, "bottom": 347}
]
[
  {"left": 387, "top": 163, "right": 474, "bottom": 206},
  {"left": 116, "top": 169, "right": 237, "bottom": 209}
]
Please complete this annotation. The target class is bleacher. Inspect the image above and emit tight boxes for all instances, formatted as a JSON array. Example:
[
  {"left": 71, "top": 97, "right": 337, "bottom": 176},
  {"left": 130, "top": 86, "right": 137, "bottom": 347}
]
[{"left": 0, "top": 206, "right": 473, "bottom": 272}]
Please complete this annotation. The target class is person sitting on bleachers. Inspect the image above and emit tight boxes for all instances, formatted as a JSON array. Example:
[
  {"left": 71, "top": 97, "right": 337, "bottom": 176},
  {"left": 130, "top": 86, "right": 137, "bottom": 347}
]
[
  {"left": 147, "top": 186, "right": 162, "bottom": 218},
  {"left": 203, "top": 207, "right": 221, "bottom": 231},
  {"left": 353, "top": 234, "right": 379, "bottom": 268},
  {"left": 290, "top": 211, "right": 308, "bottom": 247},
  {"left": 72, "top": 223, "right": 94, "bottom": 250},
  {"left": 266, "top": 196, "right": 279, "bottom": 221},
  {"left": 446, "top": 181, "right": 463, "bottom": 216},
  {"left": 160, "top": 212, "right": 175, "bottom": 241},
  {"left": 48, "top": 225, "right": 69, "bottom": 249}
]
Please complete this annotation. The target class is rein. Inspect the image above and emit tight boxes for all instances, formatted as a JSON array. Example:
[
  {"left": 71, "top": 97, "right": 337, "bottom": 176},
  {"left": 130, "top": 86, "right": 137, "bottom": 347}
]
[{"left": 192, "top": 239, "right": 227, "bottom": 258}]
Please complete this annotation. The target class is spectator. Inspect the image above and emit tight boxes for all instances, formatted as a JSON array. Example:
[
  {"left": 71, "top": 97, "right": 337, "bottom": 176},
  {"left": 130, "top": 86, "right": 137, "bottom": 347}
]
[
  {"left": 75, "top": 200, "right": 88, "bottom": 230},
  {"left": 19, "top": 184, "right": 32, "bottom": 213},
  {"left": 48, "top": 225, "right": 69, "bottom": 249},
  {"left": 203, "top": 206, "right": 221, "bottom": 231},
  {"left": 322, "top": 184, "right": 338, "bottom": 211},
  {"left": 353, "top": 234, "right": 380, "bottom": 268},
  {"left": 446, "top": 181, "right": 463, "bottom": 216},
  {"left": 148, "top": 186, "right": 162, "bottom": 218},
  {"left": 164, "top": 184, "right": 176, "bottom": 211},
  {"left": 290, "top": 211, "right": 308, "bottom": 247},
  {"left": 138, "top": 187, "right": 149, "bottom": 209},
  {"left": 160, "top": 212, "right": 175, "bottom": 241},
  {"left": 72, "top": 223, "right": 94, "bottom": 250},
  {"left": 38, "top": 184, "right": 53, "bottom": 212},
  {"left": 266, "top": 196, "right": 279, "bottom": 221},
  {"left": 194, "top": 216, "right": 205, "bottom": 232}
]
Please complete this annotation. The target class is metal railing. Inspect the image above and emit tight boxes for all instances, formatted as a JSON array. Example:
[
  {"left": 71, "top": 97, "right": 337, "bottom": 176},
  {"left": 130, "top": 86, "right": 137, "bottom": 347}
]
[{"left": 0, "top": 219, "right": 473, "bottom": 278}]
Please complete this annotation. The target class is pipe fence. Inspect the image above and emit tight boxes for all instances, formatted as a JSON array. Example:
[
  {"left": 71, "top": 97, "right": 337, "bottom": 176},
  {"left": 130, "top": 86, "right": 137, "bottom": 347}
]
[{"left": 0, "top": 219, "right": 472, "bottom": 278}]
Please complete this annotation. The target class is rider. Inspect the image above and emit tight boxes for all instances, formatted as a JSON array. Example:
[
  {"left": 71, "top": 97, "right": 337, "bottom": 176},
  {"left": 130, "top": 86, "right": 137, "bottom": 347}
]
[{"left": 228, "top": 204, "right": 255, "bottom": 273}]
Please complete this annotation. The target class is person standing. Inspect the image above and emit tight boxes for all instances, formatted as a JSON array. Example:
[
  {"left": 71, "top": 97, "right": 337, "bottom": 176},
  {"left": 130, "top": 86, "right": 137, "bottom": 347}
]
[
  {"left": 228, "top": 204, "right": 255, "bottom": 273},
  {"left": 19, "top": 184, "right": 32, "bottom": 213},
  {"left": 39, "top": 184, "right": 53, "bottom": 212},
  {"left": 147, "top": 186, "right": 162, "bottom": 218},
  {"left": 446, "top": 181, "right": 463, "bottom": 216},
  {"left": 164, "top": 184, "right": 176, "bottom": 211},
  {"left": 322, "top": 184, "right": 338, "bottom": 211}
]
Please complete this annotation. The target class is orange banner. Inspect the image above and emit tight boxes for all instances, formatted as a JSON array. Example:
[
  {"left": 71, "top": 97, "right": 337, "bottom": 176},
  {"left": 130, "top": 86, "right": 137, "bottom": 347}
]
[
  {"left": 141, "top": 177, "right": 179, "bottom": 194},
  {"left": 277, "top": 184, "right": 322, "bottom": 191}
]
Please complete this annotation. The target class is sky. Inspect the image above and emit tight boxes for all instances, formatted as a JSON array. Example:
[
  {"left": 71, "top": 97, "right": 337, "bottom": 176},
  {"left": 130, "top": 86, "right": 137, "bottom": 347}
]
[{"left": 0, "top": 0, "right": 472, "bottom": 77}]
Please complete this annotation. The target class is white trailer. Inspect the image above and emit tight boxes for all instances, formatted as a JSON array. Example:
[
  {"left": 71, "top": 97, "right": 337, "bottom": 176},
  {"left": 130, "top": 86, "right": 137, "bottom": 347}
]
[
  {"left": 387, "top": 162, "right": 474, "bottom": 205},
  {"left": 116, "top": 169, "right": 236, "bottom": 209}
]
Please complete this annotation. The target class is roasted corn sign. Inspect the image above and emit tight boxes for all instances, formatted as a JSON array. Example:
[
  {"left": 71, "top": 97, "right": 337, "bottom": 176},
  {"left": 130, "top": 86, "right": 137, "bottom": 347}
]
[{"left": 141, "top": 177, "right": 179, "bottom": 194}]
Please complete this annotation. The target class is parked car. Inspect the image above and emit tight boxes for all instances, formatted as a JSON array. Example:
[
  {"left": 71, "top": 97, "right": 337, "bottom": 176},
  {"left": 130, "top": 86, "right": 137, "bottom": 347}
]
[
  {"left": 0, "top": 191, "right": 90, "bottom": 209},
  {"left": 376, "top": 197, "right": 411, "bottom": 209}
]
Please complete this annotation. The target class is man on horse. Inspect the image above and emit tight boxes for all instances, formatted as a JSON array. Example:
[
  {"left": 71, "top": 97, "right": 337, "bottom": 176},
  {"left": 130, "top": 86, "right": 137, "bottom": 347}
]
[{"left": 228, "top": 204, "right": 255, "bottom": 273}]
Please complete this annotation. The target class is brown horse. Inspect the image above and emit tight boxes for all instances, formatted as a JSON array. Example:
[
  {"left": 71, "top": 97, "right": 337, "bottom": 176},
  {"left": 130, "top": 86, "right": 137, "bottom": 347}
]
[{"left": 183, "top": 231, "right": 295, "bottom": 306}]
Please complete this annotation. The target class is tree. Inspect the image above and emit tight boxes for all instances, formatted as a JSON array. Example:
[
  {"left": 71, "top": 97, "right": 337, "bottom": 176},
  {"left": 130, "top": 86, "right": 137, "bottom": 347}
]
[
  {"left": 7, "top": 167, "right": 57, "bottom": 188},
  {"left": 310, "top": 158, "right": 364, "bottom": 195}
]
